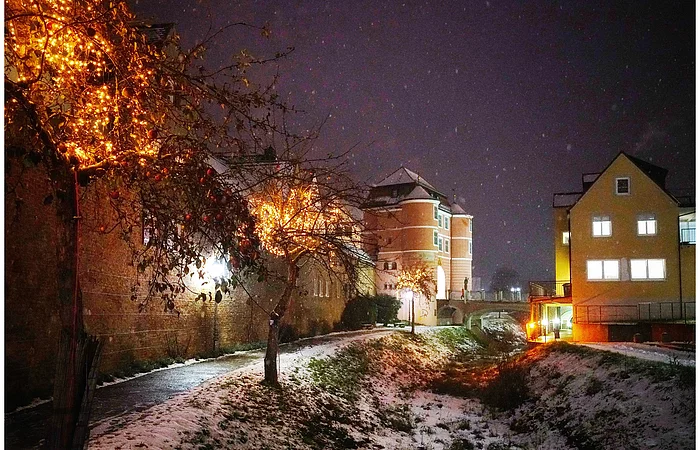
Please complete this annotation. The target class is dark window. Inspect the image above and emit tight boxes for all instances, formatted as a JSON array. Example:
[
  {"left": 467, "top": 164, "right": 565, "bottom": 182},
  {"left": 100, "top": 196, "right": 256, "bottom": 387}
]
[{"left": 616, "top": 177, "right": 630, "bottom": 195}]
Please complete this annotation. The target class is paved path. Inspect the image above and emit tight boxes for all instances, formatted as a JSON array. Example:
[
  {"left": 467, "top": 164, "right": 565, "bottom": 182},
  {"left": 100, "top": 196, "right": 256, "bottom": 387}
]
[{"left": 4, "top": 328, "right": 397, "bottom": 449}]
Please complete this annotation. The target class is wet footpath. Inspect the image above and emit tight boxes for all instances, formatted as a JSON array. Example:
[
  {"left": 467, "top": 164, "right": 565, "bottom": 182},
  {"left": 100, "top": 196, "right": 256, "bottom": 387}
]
[{"left": 4, "top": 329, "right": 395, "bottom": 449}]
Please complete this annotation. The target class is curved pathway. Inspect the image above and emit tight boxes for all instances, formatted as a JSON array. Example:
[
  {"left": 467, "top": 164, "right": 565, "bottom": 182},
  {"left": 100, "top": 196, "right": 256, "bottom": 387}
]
[{"left": 5, "top": 328, "right": 397, "bottom": 449}]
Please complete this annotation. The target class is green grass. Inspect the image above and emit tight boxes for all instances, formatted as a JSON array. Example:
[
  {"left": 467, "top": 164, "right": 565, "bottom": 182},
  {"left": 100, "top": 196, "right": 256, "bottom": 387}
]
[{"left": 306, "top": 342, "right": 373, "bottom": 402}]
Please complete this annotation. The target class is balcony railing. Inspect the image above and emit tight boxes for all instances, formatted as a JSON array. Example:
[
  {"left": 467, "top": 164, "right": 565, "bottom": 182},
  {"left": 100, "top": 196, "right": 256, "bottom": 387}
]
[
  {"left": 574, "top": 302, "right": 695, "bottom": 324},
  {"left": 528, "top": 281, "right": 571, "bottom": 299}
]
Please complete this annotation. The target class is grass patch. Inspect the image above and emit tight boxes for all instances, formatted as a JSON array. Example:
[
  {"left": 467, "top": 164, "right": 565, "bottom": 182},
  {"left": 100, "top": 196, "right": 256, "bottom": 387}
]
[
  {"left": 307, "top": 342, "right": 372, "bottom": 402},
  {"left": 546, "top": 342, "right": 695, "bottom": 388}
]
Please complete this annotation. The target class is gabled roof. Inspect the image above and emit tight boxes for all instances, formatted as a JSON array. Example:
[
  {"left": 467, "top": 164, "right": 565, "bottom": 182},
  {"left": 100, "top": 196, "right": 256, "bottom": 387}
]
[
  {"left": 374, "top": 166, "right": 438, "bottom": 192},
  {"left": 563, "top": 152, "right": 678, "bottom": 210},
  {"left": 626, "top": 153, "right": 668, "bottom": 189}
]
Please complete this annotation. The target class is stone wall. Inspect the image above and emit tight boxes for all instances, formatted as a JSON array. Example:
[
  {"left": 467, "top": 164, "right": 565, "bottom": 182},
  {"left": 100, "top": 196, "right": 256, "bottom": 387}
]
[{"left": 5, "top": 160, "right": 349, "bottom": 410}]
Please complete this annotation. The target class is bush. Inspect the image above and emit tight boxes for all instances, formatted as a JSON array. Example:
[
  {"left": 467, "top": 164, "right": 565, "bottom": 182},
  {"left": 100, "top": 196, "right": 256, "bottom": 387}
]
[
  {"left": 481, "top": 359, "right": 530, "bottom": 410},
  {"left": 375, "top": 294, "right": 402, "bottom": 325},
  {"left": 340, "top": 296, "right": 378, "bottom": 330}
]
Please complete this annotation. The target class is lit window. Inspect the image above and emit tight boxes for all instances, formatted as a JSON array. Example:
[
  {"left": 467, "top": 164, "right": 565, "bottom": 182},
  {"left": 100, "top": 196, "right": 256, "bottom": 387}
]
[
  {"left": 562, "top": 231, "right": 570, "bottom": 246},
  {"left": 680, "top": 220, "right": 695, "bottom": 244},
  {"left": 433, "top": 230, "right": 438, "bottom": 246},
  {"left": 637, "top": 215, "right": 657, "bottom": 235},
  {"left": 587, "top": 259, "right": 619, "bottom": 280},
  {"left": 631, "top": 259, "right": 665, "bottom": 280},
  {"left": 592, "top": 216, "right": 612, "bottom": 237},
  {"left": 616, "top": 177, "right": 630, "bottom": 195},
  {"left": 438, "top": 237, "right": 443, "bottom": 252},
  {"left": 445, "top": 239, "right": 449, "bottom": 253}
]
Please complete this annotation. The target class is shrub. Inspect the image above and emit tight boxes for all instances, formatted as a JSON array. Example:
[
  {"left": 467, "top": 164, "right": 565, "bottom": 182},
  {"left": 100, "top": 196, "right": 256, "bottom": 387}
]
[
  {"left": 340, "top": 296, "right": 378, "bottom": 330},
  {"left": 375, "top": 294, "right": 402, "bottom": 325},
  {"left": 481, "top": 359, "right": 530, "bottom": 410}
]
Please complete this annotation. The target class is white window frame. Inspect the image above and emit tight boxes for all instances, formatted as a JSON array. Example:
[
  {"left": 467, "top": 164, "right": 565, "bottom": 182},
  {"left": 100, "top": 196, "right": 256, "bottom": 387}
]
[
  {"left": 592, "top": 215, "right": 612, "bottom": 237},
  {"left": 562, "top": 231, "right": 570, "bottom": 246},
  {"left": 433, "top": 206, "right": 438, "bottom": 220},
  {"left": 587, "top": 259, "right": 620, "bottom": 281},
  {"left": 469, "top": 240, "right": 472, "bottom": 254},
  {"left": 630, "top": 259, "right": 666, "bottom": 280},
  {"left": 445, "top": 239, "right": 450, "bottom": 253},
  {"left": 438, "top": 237, "right": 443, "bottom": 252},
  {"left": 445, "top": 218, "right": 449, "bottom": 230},
  {"left": 469, "top": 219, "right": 473, "bottom": 232},
  {"left": 433, "top": 230, "right": 438, "bottom": 246},
  {"left": 615, "top": 177, "right": 630, "bottom": 195},
  {"left": 637, "top": 214, "right": 657, "bottom": 236},
  {"left": 438, "top": 214, "right": 443, "bottom": 228}
]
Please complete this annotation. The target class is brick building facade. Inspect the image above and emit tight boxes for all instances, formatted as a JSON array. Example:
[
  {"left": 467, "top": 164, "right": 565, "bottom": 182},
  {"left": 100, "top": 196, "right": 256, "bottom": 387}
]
[{"left": 363, "top": 167, "right": 474, "bottom": 326}]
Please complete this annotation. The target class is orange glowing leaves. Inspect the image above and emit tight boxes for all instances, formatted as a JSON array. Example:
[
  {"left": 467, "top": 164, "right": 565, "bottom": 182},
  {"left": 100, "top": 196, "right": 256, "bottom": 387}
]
[
  {"left": 396, "top": 265, "right": 436, "bottom": 299},
  {"left": 249, "top": 180, "right": 344, "bottom": 259},
  {"left": 5, "top": 0, "right": 167, "bottom": 165}
]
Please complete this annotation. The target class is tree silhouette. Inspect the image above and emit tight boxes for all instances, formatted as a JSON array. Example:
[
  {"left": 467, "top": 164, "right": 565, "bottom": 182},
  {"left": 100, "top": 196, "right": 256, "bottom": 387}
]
[
  {"left": 5, "top": 0, "right": 289, "bottom": 445},
  {"left": 249, "top": 162, "right": 367, "bottom": 385}
]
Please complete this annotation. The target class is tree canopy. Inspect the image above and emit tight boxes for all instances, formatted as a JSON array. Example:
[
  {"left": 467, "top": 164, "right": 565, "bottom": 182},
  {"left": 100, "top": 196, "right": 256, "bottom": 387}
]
[{"left": 5, "top": 0, "right": 294, "bottom": 310}]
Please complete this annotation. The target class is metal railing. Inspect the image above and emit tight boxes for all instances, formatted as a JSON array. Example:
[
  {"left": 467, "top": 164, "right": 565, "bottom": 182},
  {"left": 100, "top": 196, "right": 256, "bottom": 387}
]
[
  {"left": 528, "top": 281, "right": 571, "bottom": 299},
  {"left": 574, "top": 302, "right": 695, "bottom": 324}
]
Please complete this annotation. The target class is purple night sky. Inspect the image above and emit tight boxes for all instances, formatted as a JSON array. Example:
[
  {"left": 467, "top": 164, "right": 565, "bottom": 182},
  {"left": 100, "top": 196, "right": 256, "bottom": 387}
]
[{"left": 133, "top": 0, "right": 695, "bottom": 287}]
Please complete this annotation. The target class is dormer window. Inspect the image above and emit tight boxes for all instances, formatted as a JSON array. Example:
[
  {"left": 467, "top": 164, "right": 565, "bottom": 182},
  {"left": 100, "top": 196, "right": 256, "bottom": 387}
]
[{"left": 616, "top": 177, "right": 630, "bottom": 195}]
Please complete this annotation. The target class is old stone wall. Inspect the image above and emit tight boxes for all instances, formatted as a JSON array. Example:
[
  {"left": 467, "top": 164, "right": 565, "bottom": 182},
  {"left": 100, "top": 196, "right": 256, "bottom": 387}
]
[{"left": 5, "top": 161, "right": 349, "bottom": 410}]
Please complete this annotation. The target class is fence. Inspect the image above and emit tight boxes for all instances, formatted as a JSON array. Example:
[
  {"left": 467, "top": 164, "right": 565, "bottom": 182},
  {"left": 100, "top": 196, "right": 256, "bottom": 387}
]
[
  {"left": 574, "top": 302, "right": 695, "bottom": 324},
  {"left": 528, "top": 281, "right": 571, "bottom": 299}
]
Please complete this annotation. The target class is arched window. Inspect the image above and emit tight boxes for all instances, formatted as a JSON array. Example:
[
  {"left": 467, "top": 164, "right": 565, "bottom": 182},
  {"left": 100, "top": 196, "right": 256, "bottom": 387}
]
[{"left": 436, "top": 266, "right": 446, "bottom": 299}]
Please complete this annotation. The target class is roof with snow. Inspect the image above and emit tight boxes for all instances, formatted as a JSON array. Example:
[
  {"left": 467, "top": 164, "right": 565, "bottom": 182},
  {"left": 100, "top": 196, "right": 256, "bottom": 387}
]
[
  {"left": 363, "top": 166, "right": 469, "bottom": 215},
  {"left": 374, "top": 167, "right": 439, "bottom": 193},
  {"left": 404, "top": 185, "right": 433, "bottom": 201}
]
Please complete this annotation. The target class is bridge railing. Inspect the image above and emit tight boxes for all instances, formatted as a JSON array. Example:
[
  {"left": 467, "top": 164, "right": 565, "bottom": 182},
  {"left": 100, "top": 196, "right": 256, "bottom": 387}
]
[{"left": 528, "top": 281, "right": 571, "bottom": 299}]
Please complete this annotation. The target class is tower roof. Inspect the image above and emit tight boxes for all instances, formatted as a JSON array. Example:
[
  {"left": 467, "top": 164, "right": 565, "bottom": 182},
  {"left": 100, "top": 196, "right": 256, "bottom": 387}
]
[{"left": 374, "top": 166, "right": 438, "bottom": 192}]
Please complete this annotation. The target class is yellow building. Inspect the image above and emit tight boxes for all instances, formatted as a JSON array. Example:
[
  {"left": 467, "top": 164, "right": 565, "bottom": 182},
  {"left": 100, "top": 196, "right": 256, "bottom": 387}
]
[
  {"left": 530, "top": 153, "right": 695, "bottom": 342},
  {"left": 363, "top": 167, "right": 473, "bottom": 325}
]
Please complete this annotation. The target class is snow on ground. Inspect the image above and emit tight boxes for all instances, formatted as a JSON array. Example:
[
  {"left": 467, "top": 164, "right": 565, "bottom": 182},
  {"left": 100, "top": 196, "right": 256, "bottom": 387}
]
[
  {"left": 582, "top": 342, "right": 695, "bottom": 367},
  {"left": 89, "top": 327, "right": 695, "bottom": 450},
  {"left": 89, "top": 328, "right": 516, "bottom": 449}
]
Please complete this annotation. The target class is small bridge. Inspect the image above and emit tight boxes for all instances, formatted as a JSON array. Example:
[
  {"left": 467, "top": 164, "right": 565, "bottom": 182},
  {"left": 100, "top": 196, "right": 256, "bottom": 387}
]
[{"left": 437, "top": 299, "right": 530, "bottom": 329}]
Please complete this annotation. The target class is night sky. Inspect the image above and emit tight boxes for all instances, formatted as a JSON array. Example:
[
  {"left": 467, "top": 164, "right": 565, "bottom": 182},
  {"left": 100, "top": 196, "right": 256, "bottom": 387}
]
[{"left": 133, "top": 0, "right": 695, "bottom": 287}]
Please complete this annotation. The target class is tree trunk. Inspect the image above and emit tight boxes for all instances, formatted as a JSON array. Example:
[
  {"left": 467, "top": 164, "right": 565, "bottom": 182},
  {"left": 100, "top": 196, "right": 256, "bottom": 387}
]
[
  {"left": 263, "top": 315, "right": 281, "bottom": 385},
  {"left": 49, "top": 166, "right": 94, "bottom": 449},
  {"left": 411, "top": 292, "right": 415, "bottom": 335},
  {"left": 263, "top": 261, "right": 298, "bottom": 385}
]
